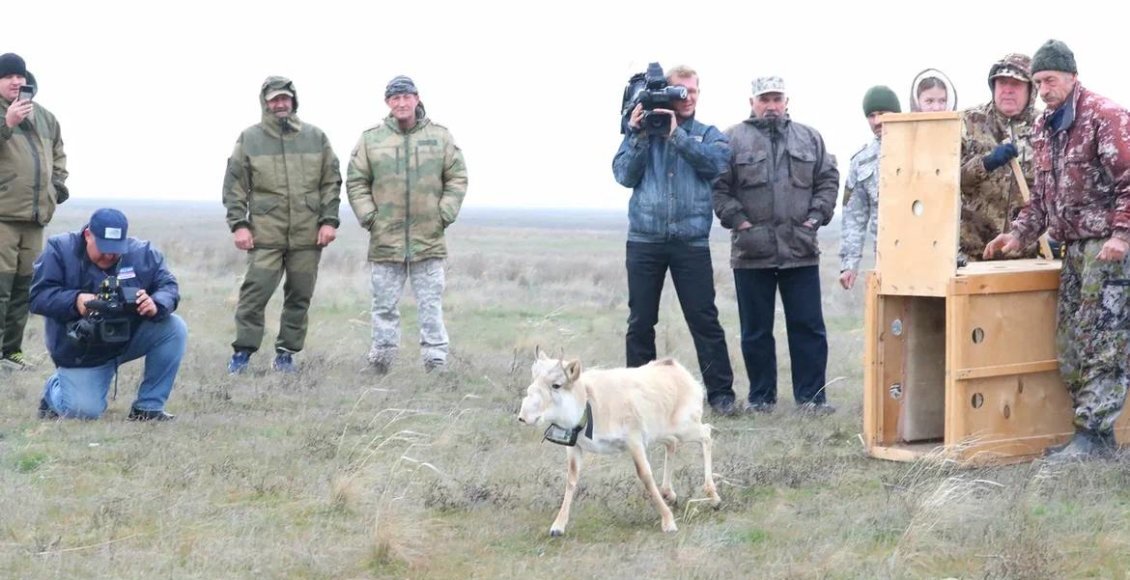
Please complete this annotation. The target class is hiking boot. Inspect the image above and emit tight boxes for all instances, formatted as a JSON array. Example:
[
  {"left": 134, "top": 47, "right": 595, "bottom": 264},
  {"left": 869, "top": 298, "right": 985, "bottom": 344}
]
[
  {"left": 38, "top": 397, "right": 59, "bottom": 420},
  {"left": 424, "top": 358, "right": 447, "bottom": 373},
  {"left": 272, "top": 351, "right": 298, "bottom": 374},
  {"left": 1, "top": 350, "right": 30, "bottom": 370},
  {"left": 227, "top": 351, "right": 251, "bottom": 375},
  {"left": 1046, "top": 429, "right": 1112, "bottom": 462},
  {"left": 128, "top": 407, "right": 175, "bottom": 422},
  {"left": 796, "top": 402, "right": 837, "bottom": 416},
  {"left": 709, "top": 398, "right": 740, "bottom": 417},
  {"left": 744, "top": 401, "right": 776, "bottom": 414}
]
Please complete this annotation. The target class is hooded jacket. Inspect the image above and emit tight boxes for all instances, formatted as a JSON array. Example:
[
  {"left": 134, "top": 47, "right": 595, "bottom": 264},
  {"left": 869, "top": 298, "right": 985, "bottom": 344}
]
[
  {"left": 346, "top": 107, "right": 467, "bottom": 263},
  {"left": 0, "top": 93, "right": 68, "bottom": 225},
  {"left": 713, "top": 115, "right": 839, "bottom": 269},
  {"left": 959, "top": 54, "right": 1041, "bottom": 259},
  {"left": 223, "top": 76, "right": 342, "bottom": 249},
  {"left": 909, "top": 68, "right": 958, "bottom": 112}
]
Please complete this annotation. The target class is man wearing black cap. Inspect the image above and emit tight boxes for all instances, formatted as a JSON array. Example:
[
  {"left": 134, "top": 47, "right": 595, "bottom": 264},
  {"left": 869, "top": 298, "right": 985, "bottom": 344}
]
[
  {"left": 29, "top": 209, "right": 186, "bottom": 421},
  {"left": 985, "top": 39, "right": 1130, "bottom": 459},
  {"left": 0, "top": 52, "right": 68, "bottom": 371}
]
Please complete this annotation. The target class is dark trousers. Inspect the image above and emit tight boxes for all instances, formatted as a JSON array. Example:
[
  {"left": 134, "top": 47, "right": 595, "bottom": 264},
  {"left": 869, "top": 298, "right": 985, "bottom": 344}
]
[
  {"left": 625, "top": 241, "right": 734, "bottom": 404},
  {"left": 733, "top": 266, "right": 828, "bottom": 405}
]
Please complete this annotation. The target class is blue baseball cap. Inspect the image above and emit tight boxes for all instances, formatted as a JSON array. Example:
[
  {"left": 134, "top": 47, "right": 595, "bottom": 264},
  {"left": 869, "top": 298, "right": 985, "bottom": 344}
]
[{"left": 88, "top": 208, "right": 129, "bottom": 254}]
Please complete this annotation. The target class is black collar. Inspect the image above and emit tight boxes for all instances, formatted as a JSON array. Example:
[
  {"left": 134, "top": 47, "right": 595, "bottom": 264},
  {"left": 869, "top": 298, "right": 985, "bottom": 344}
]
[{"left": 543, "top": 402, "right": 593, "bottom": 447}]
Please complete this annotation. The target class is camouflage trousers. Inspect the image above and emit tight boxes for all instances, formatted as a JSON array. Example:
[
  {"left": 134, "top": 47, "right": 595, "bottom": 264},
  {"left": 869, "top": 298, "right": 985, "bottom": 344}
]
[
  {"left": 233, "top": 248, "right": 321, "bottom": 354},
  {"left": 368, "top": 258, "right": 449, "bottom": 366},
  {"left": 1057, "top": 238, "right": 1130, "bottom": 434},
  {"left": 0, "top": 221, "right": 42, "bottom": 354}
]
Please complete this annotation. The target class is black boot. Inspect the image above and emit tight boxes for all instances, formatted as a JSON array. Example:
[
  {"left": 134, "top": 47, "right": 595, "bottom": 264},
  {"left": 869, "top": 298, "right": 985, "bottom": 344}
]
[
  {"left": 128, "top": 407, "right": 176, "bottom": 422},
  {"left": 1045, "top": 429, "right": 1106, "bottom": 462}
]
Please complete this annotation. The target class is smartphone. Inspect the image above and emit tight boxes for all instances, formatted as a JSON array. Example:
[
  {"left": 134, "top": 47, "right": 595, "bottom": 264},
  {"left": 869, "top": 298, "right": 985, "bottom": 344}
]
[{"left": 18, "top": 85, "right": 34, "bottom": 102}]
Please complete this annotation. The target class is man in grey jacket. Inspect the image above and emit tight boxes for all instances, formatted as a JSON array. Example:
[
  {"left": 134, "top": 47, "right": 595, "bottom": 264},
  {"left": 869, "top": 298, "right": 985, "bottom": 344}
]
[{"left": 713, "top": 76, "right": 839, "bottom": 415}]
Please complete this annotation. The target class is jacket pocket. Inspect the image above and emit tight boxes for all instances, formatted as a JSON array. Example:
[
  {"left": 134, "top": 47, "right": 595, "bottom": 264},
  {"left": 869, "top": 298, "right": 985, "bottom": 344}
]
[
  {"left": 734, "top": 226, "right": 776, "bottom": 260},
  {"left": 735, "top": 150, "right": 769, "bottom": 188},
  {"left": 250, "top": 195, "right": 282, "bottom": 215},
  {"left": 791, "top": 225, "right": 820, "bottom": 260},
  {"left": 788, "top": 148, "right": 816, "bottom": 189},
  {"left": 304, "top": 193, "right": 321, "bottom": 213}
]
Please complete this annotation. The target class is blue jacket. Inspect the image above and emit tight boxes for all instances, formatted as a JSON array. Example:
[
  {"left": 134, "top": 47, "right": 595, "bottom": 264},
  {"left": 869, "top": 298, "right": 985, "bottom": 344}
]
[
  {"left": 29, "top": 230, "right": 180, "bottom": 367},
  {"left": 612, "top": 117, "right": 730, "bottom": 244}
]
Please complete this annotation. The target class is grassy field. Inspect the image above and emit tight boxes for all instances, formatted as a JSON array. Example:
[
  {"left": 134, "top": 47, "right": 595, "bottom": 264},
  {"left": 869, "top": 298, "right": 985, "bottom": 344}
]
[{"left": 1, "top": 202, "right": 1128, "bottom": 579}]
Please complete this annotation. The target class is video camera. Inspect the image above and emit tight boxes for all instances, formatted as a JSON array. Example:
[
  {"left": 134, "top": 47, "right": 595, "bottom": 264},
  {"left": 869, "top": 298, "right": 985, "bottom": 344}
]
[
  {"left": 620, "top": 62, "right": 689, "bottom": 134},
  {"left": 66, "top": 276, "right": 139, "bottom": 345}
]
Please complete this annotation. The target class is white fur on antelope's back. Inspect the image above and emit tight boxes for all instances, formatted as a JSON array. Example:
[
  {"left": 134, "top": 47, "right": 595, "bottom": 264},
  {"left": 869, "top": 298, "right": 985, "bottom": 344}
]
[{"left": 516, "top": 348, "right": 721, "bottom": 536}]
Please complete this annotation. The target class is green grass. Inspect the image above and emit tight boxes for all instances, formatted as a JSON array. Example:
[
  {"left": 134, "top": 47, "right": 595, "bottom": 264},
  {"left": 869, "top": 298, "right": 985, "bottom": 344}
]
[{"left": 1, "top": 204, "right": 1128, "bottom": 578}]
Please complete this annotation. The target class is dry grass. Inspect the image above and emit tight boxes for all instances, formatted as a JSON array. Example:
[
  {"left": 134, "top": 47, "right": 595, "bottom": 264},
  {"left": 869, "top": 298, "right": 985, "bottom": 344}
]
[{"left": 0, "top": 202, "right": 1127, "bottom": 578}]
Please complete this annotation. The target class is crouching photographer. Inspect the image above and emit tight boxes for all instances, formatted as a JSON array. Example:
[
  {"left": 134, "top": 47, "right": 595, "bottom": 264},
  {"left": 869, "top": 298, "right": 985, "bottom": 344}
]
[{"left": 29, "top": 208, "right": 186, "bottom": 421}]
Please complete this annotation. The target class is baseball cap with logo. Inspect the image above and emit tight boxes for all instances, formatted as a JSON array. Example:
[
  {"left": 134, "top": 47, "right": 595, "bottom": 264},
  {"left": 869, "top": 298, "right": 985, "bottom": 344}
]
[
  {"left": 89, "top": 208, "right": 129, "bottom": 254},
  {"left": 264, "top": 88, "right": 294, "bottom": 100},
  {"left": 752, "top": 76, "right": 786, "bottom": 97}
]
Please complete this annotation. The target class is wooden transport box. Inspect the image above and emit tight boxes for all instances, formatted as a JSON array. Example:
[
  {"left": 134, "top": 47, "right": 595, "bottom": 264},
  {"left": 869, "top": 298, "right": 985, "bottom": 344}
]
[{"left": 860, "top": 113, "right": 1128, "bottom": 464}]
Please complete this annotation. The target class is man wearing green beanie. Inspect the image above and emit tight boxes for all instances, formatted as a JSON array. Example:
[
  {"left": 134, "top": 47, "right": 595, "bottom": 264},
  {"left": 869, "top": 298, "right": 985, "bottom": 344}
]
[
  {"left": 839, "top": 85, "right": 899, "bottom": 290},
  {"left": 960, "top": 53, "right": 1041, "bottom": 263},
  {"left": 985, "top": 39, "right": 1130, "bottom": 459}
]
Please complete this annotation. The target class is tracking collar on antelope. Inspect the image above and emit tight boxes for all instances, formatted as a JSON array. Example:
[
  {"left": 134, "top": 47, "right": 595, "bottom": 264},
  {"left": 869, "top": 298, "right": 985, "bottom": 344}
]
[{"left": 519, "top": 346, "right": 594, "bottom": 445}]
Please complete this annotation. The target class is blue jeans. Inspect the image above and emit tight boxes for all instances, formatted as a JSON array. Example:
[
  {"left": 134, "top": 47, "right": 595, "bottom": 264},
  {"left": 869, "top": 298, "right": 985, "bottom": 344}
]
[
  {"left": 42, "top": 314, "right": 188, "bottom": 419},
  {"left": 733, "top": 266, "right": 828, "bottom": 405},
  {"left": 625, "top": 241, "right": 735, "bottom": 404}
]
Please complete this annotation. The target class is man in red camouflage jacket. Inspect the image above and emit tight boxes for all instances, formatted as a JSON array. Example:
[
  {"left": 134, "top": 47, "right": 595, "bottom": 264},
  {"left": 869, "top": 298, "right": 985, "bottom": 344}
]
[{"left": 985, "top": 39, "right": 1130, "bottom": 460}]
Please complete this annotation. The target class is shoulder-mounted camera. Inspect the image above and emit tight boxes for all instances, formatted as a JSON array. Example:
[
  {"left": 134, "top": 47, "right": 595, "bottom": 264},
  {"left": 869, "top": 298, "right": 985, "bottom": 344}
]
[{"left": 620, "top": 62, "right": 688, "bottom": 134}]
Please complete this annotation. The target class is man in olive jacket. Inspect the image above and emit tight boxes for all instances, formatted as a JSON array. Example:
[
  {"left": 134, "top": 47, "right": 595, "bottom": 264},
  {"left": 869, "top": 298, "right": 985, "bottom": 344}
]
[
  {"left": 713, "top": 76, "right": 839, "bottom": 415},
  {"left": 0, "top": 53, "right": 68, "bottom": 371},
  {"left": 222, "top": 76, "right": 342, "bottom": 374},
  {"left": 347, "top": 76, "right": 467, "bottom": 373}
]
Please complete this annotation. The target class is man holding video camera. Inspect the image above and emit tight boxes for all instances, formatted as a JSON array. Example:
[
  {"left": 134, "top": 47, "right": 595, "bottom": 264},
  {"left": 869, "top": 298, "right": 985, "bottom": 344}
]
[
  {"left": 612, "top": 64, "right": 738, "bottom": 417},
  {"left": 30, "top": 208, "right": 186, "bottom": 421},
  {"left": 0, "top": 52, "right": 68, "bottom": 371}
]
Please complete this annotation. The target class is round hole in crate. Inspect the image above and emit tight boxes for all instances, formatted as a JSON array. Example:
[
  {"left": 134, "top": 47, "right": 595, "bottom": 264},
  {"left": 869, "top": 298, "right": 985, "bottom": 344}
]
[
  {"left": 935, "top": 169, "right": 941, "bottom": 176},
  {"left": 972, "top": 328, "right": 985, "bottom": 343},
  {"left": 1003, "top": 404, "right": 1011, "bottom": 419},
  {"left": 891, "top": 319, "right": 903, "bottom": 336},
  {"left": 971, "top": 393, "right": 984, "bottom": 408},
  {"left": 912, "top": 200, "right": 924, "bottom": 216}
]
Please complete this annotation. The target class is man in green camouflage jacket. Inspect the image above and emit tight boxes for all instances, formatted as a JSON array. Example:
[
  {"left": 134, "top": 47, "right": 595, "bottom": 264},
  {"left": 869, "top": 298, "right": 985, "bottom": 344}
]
[
  {"left": 960, "top": 53, "right": 1041, "bottom": 262},
  {"left": 0, "top": 53, "right": 68, "bottom": 371},
  {"left": 222, "top": 76, "right": 342, "bottom": 374},
  {"left": 347, "top": 76, "right": 467, "bottom": 373}
]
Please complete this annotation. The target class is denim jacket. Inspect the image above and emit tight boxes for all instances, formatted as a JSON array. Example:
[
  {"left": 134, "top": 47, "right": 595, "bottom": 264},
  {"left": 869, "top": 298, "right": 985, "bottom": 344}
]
[{"left": 612, "top": 117, "right": 730, "bottom": 244}]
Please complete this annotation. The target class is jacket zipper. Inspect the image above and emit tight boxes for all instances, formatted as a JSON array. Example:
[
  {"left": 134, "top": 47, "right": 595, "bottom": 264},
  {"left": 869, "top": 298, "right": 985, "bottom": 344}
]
[
  {"left": 404, "top": 134, "right": 412, "bottom": 261},
  {"left": 21, "top": 131, "right": 43, "bottom": 223}
]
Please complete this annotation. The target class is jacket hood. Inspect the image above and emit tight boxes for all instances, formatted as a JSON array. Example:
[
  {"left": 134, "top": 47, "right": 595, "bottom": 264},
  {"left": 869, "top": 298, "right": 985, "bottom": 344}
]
[
  {"left": 259, "top": 76, "right": 301, "bottom": 132},
  {"left": 909, "top": 68, "right": 958, "bottom": 112},
  {"left": 986, "top": 53, "right": 1036, "bottom": 112}
]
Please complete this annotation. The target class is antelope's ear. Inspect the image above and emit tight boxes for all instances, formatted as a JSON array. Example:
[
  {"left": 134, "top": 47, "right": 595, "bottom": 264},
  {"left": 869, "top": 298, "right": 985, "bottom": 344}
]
[
  {"left": 564, "top": 359, "right": 582, "bottom": 383},
  {"left": 536, "top": 345, "right": 548, "bottom": 361}
]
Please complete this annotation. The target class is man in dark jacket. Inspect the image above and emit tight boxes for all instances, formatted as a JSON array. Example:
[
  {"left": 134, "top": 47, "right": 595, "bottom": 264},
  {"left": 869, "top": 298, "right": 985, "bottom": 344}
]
[
  {"left": 223, "top": 76, "right": 342, "bottom": 374},
  {"left": 713, "top": 76, "right": 839, "bottom": 415},
  {"left": 985, "top": 40, "right": 1130, "bottom": 459},
  {"left": 0, "top": 53, "right": 68, "bottom": 370},
  {"left": 612, "top": 64, "right": 738, "bottom": 417},
  {"left": 30, "top": 209, "right": 186, "bottom": 420}
]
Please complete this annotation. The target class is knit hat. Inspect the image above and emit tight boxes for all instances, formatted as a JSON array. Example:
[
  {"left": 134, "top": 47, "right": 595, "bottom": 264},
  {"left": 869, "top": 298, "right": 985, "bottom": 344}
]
[
  {"left": 385, "top": 75, "right": 418, "bottom": 99},
  {"left": 1031, "top": 40, "right": 1077, "bottom": 74},
  {"left": 0, "top": 53, "right": 27, "bottom": 79},
  {"left": 862, "top": 85, "right": 900, "bottom": 116}
]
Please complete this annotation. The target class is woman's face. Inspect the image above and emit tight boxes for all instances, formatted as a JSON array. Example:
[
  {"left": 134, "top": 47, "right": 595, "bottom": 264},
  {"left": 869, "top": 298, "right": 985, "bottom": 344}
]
[{"left": 917, "top": 86, "right": 948, "bottom": 112}]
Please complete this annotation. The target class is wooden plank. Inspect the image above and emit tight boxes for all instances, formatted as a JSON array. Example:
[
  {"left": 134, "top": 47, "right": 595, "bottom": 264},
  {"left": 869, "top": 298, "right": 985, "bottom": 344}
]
[
  {"left": 862, "top": 272, "right": 882, "bottom": 448},
  {"left": 879, "top": 295, "right": 908, "bottom": 446},
  {"left": 1009, "top": 158, "right": 1055, "bottom": 259},
  {"left": 877, "top": 112, "right": 962, "bottom": 297},
  {"left": 948, "top": 290, "right": 1058, "bottom": 370},
  {"left": 952, "top": 372, "right": 1074, "bottom": 445},
  {"left": 951, "top": 261, "right": 1060, "bottom": 295},
  {"left": 954, "top": 360, "right": 1059, "bottom": 380},
  {"left": 868, "top": 444, "right": 939, "bottom": 463},
  {"left": 945, "top": 293, "right": 968, "bottom": 448}
]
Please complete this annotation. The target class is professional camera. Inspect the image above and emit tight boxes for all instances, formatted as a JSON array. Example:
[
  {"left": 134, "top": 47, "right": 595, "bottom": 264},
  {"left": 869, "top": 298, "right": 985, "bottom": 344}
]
[
  {"left": 620, "top": 62, "right": 689, "bottom": 134},
  {"left": 66, "top": 276, "right": 138, "bottom": 345}
]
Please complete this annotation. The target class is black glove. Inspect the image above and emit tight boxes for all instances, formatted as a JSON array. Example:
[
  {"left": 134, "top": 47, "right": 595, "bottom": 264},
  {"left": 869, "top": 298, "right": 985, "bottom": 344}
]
[{"left": 983, "top": 142, "right": 1019, "bottom": 172}]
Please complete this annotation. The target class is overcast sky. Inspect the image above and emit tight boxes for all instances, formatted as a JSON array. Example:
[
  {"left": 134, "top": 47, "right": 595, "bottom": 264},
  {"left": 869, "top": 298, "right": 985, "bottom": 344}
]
[{"left": 9, "top": 0, "right": 1126, "bottom": 214}]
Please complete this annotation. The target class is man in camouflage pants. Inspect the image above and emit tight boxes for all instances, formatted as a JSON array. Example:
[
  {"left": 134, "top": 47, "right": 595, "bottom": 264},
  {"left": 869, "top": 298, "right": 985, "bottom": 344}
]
[
  {"left": 839, "top": 85, "right": 899, "bottom": 290},
  {"left": 960, "top": 53, "right": 1041, "bottom": 261},
  {"left": 223, "top": 76, "right": 342, "bottom": 374},
  {"left": 347, "top": 76, "right": 467, "bottom": 373},
  {"left": 985, "top": 40, "right": 1130, "bottom": 459}
]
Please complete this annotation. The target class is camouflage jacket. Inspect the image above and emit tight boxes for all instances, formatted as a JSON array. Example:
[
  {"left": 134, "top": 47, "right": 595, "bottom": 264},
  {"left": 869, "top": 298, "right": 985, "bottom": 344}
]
[
  {"left": 713, "top": 115, "right": 839, "bottom": 269},
  {"left": 839, "top": 137, "right": 880, "bottom": 272},
  {"left": 0, "top": 97, "right": 68, "bottom": 225},
  {"left": 960, "top": 101, "right": 1038, "bottom": 259},
  {"left": 223, "top": 77, "right": 342, "bottom": 250},
  {"left": 346, "top": 115, "right": 467, "bottom": 263},
  {"left": 1012, "top": 84, "right": 1130, "bottom": 247}
]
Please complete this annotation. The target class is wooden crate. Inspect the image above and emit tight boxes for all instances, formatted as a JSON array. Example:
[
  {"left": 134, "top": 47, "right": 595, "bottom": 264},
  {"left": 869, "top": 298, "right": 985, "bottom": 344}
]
[{"left": 861, "top": 113, "right": 1128, "bottom": 464}]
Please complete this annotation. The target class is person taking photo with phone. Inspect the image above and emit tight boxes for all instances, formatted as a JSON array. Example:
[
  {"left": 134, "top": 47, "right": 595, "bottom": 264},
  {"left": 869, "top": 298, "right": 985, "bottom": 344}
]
[{"left": 0, "top": 52, "right": 68, "bottom": 372}]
